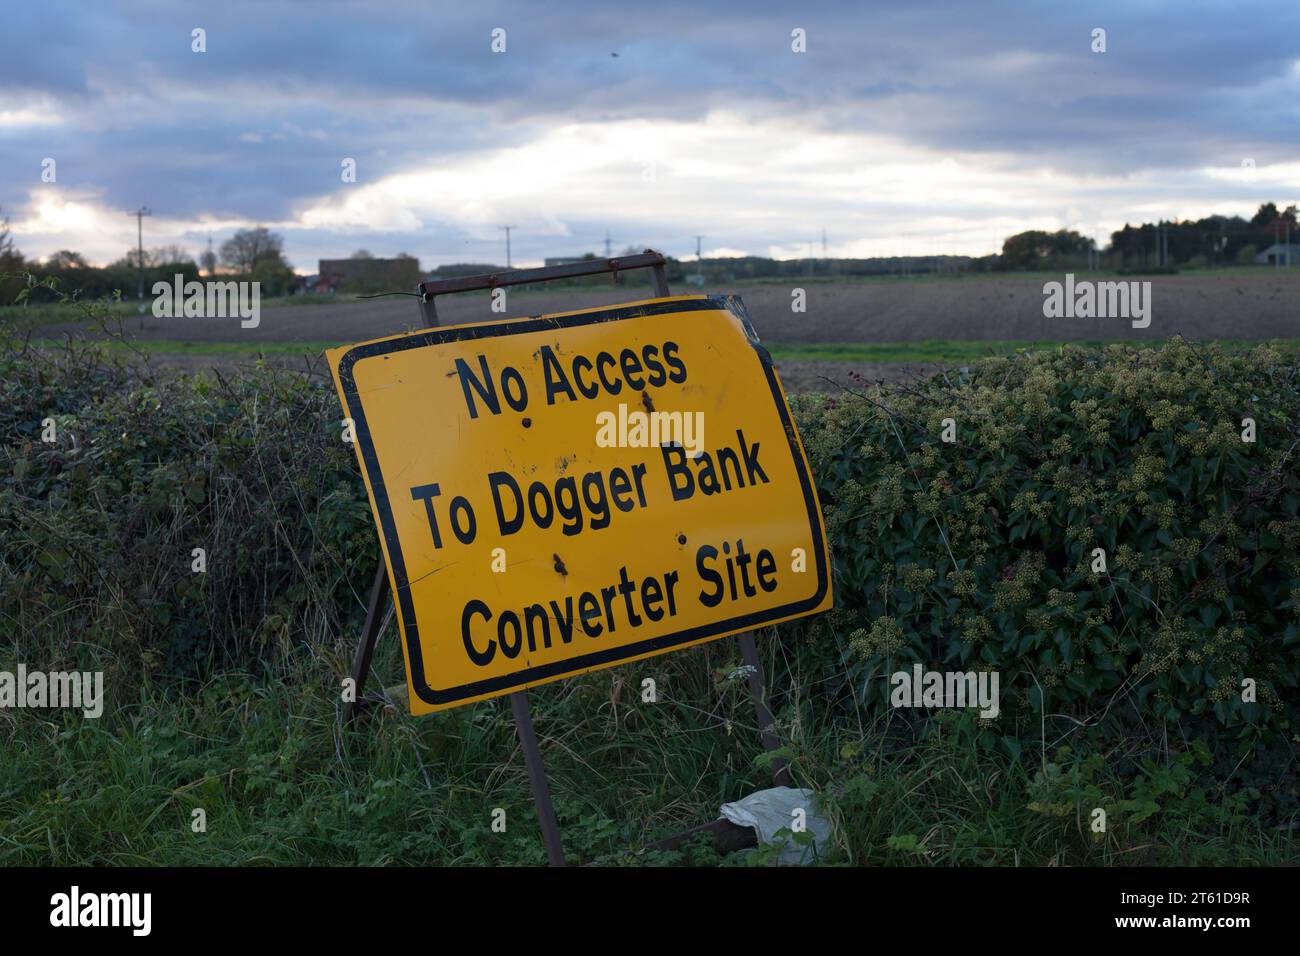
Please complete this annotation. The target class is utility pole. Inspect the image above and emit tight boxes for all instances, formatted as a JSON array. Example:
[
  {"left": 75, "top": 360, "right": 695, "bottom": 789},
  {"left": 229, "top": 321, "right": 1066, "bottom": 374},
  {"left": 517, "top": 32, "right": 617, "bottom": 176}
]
[
  {"left": 604, "top": 231, "right": 612, "bottom": 258},
  {"left": 501, "top": 225, "right": 514, "bottom": 268},
  {"left": 695, "top": 235, "right": 703, "bottom": 260},
  {"left": 129, "top": 207, "right": 152, "bottom": 300}
]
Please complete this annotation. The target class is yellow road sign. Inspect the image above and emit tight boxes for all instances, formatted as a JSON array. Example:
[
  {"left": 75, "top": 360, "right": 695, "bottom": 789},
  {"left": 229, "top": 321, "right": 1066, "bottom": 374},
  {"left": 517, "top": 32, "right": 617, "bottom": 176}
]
[{"left": 328, "top": 294, "right": 831, "bottom": 714}]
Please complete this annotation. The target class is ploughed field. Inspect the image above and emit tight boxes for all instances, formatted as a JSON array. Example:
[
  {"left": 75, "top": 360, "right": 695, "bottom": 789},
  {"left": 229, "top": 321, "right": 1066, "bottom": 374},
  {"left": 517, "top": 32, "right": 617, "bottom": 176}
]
[{"left": 34, "top": 272, "right": 1300, "bottom": 391}]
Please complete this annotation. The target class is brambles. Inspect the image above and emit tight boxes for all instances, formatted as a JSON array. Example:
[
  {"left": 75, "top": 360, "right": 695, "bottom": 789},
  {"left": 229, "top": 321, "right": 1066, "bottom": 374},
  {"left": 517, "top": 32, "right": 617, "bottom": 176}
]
[
  {"left": 7, "top": 334, "right": 1297, "bottom": 735},
  {"left": 4, "top": 325, "right": 1297, "bottom": 840},
  {"left": 0, "top": 323, "right": 378, "bottom": 699},
  {"left": 0, "top": 321, "right": 1296, "bottom": 862},
  {"left": 791, "top": 341, "right": 1299, "bottom": 791}
]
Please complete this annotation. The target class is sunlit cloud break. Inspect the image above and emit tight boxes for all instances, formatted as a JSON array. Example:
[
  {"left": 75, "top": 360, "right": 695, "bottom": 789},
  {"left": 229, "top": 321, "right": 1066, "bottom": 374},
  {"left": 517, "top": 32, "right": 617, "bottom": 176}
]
[{"left": 2, "top": 0, "right": 1298, "bottom": 270}]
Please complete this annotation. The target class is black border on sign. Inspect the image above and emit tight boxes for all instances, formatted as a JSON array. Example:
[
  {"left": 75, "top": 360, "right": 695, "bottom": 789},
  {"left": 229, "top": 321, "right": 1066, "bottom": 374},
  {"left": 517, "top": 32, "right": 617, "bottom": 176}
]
[{"left": 335, "top": 295, "right": 829, "bottom": 706}]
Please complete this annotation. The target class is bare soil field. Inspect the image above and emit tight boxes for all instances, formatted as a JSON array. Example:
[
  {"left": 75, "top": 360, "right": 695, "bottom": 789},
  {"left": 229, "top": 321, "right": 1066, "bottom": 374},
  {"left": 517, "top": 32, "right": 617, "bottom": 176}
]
[
  {"left": 41, "top": 272, "right": 1300, "bottom": 346},
  {"left": 144, "top": 352, "right": 941, "bottom": 393},
  {"left": 32, "top": 273, "right": 1298, "bottom": 392}
]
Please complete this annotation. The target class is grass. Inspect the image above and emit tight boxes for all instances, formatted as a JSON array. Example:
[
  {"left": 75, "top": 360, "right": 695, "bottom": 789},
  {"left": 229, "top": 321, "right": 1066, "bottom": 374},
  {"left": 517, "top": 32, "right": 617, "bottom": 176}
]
[
  {"left": 0, "top": 635, "right": 767, "bottom": 865},
  {"left": 2, "top": 628, "right": 1291, "bottom": 866}
]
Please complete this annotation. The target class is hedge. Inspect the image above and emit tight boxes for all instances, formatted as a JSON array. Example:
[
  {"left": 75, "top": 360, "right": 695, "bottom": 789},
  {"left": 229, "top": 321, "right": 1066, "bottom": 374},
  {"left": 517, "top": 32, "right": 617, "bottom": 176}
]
[
  {"left": 791, "top": 340, "right": 1299, "bottom": 765},
  {"left": 2, "top": 325, "right": 1296, "bottom": 790}
]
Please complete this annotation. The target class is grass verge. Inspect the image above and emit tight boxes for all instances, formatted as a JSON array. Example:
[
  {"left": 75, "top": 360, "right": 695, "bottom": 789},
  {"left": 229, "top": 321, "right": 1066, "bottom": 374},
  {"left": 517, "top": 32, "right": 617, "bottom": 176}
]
[{"left": 3, "top": 636, "right": 1290, "bottom": 866}]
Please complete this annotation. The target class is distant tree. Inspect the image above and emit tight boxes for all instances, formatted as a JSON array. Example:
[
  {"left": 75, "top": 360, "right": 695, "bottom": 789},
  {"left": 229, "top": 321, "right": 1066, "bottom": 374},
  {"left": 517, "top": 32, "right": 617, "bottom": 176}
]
[
  {"left": 0, "top": 207, "right": 23, "bottom": 304},
  {"left": 351, "top": 248, "right": 374, "bottom": 259},
  {"left": 248, "top": 258, "right": 295, "bottom": 296},
  {"left": 1236, "top": 244, "right": 1258, "bottom": 265},
  {"left": 1000, "top": 229, "right": 1090, "bottom": 270},
  {"left": 220, "top": 227, "right": 288, "bottom": 274},
  {"left": 44, "top": 249, "right": 88, "bottom": 269},
  {"left": 0, "top": 207, "right": 16, "bottom": 259},
  {"left": 150, "top": 244, "right": 194, "bottom": 265},
  {"left": 114, "top": 249, "right": 147, "bottom": 270},
  {"left": 113, "top": 244, "right": 192, "bottom": 269},
  {"left": 114, "top": 247, "right": 191, "bottom": 269},
  {"left": 199, "top": 247, "right": 217, "bottom": 276},
  {"left": 1252, "top": 203, "right": 1279, "bottom": 226}
]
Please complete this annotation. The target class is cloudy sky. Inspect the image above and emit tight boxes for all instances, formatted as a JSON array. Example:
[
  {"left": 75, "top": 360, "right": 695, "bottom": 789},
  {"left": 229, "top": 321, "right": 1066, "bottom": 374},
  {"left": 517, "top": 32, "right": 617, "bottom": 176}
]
[{"left": 3, "top": 0, "right": 1299, "bottom": 272}]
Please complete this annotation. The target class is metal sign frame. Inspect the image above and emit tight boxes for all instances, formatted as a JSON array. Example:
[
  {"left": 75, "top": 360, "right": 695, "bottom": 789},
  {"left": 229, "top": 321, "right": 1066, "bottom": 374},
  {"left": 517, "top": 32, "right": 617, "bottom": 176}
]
[{"left": 343, "top": 250, "right": 790, "bottom": 866}]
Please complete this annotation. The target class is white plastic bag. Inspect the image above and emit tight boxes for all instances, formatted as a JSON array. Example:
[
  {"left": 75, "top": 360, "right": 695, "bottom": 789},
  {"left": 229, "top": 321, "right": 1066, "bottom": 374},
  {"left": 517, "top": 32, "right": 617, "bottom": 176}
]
[{"left": 719, "top": 786, "right": 830, "bottom": 865}]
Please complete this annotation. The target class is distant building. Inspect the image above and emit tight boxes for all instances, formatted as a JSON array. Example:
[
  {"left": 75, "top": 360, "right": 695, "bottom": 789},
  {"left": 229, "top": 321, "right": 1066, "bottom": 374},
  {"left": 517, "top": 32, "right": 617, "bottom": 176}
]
[
  {"left": 1253, "top": 243, "right": 1300, "bottom": 266},
  {"left": 318, "top": 256, "right": 422, "bottom": 293}
]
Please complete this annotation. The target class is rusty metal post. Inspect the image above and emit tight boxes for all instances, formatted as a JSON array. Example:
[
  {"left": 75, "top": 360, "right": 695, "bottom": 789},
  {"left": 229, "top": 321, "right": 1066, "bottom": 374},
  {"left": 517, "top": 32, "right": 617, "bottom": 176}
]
[
  {"left": 510, "top": 691, "right": 566, "bottom": 866},
  {"left": 650, "top": 261, "right": 670, "bottom": 297},
  {"left": 343, "top": 562, "right": 390, "bottom": 723},
  {"left": 643, "top": 817, "right": 757, "bottom": 854},
  {"left": 738, "top": 631, "right": 790, "bottom": 787}
]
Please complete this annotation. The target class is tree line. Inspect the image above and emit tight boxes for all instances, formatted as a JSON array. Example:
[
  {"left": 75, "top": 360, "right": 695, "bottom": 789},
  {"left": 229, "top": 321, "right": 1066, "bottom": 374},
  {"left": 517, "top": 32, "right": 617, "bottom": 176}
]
[
  {"left": 3, "top": 201, "right": 1298, "bottom": 308},
  {"left": 0, "top": 218, "right": 296, "bottom": 305},
  {"left": 1000, "top": 202, "right": 1298, "bottom": 272}
]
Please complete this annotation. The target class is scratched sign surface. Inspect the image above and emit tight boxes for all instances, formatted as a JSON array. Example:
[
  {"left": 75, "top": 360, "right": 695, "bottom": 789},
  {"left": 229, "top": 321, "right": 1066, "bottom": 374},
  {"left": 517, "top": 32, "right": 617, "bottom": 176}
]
[{"left": 328, "top": 295, "right": 831, "bottom": 714}]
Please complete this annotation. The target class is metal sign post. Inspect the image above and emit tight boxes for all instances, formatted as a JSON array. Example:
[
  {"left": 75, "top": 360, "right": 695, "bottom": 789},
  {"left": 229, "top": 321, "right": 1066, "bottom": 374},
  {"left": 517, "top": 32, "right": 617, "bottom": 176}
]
[{"left": 343, "top": 250, "right": 795, "bottom": 865}]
